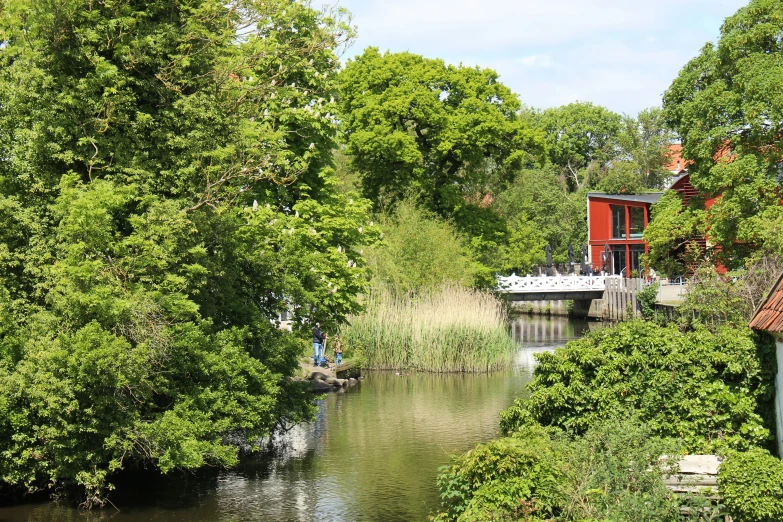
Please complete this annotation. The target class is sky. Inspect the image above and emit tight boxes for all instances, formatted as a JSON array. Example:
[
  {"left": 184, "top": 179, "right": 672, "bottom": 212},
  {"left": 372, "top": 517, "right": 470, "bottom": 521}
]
[{"left": 319, "top": 0, "right": 750, "bottom": 116}]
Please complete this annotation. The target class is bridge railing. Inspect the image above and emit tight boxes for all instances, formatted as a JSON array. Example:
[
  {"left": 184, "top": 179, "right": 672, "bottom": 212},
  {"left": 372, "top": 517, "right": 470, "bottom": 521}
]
[{"left": 497, "top": 274, "right": 607, "bottom": 293}]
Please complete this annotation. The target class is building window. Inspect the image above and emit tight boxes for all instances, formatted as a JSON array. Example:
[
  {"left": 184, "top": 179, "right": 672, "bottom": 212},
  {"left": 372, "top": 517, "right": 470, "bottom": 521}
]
[
  {"left": 629, "top": 207, "right": 644, "bottom": 239},
  {"left": 611, "top": 248, "right": 626, "bottom": 276},
  {"left": 611, "top": 205, "right": 626, "bottom": 239},
  {"left": 630, "top": 245, "right": 645, "bottom": 276}
]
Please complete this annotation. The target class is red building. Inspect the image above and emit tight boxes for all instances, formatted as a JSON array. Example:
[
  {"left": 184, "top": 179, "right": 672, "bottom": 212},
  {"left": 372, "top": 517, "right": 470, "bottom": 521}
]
[
  {"left": 587, "top": 192, "right": 662, "bottom": 275},
  {"left": 586, "top": 144, "right": 723, "bottom": 277}
]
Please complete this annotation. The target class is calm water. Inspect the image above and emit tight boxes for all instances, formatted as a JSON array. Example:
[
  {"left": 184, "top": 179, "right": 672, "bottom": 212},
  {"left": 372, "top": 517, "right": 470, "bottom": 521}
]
[{"left": 0, "top": 316, "right": 592, "bottom": 522}]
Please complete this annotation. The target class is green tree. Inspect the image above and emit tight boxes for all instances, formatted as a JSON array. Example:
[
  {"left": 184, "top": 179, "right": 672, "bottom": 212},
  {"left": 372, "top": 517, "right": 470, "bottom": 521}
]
[
  {"left": 499, "top": 214, "right": 547, "bottom": 275},
  {"left": 616, "top": 107, "right": 676, "bottom": 190},
  {"left": 337, "top": 48, "right": 546, "bottom": 217},
  {"left": 531, "top": 102, "right": 623, "bottom": 191},
  {"left": 644, "top": 191, "right": 707, "bottom": 276},
  {"left": 663, "top": 0, "right": 783, "bottom": 268},
  {"left": 596, "top": 160, "right": 647, "bottom": 194},
  {"left": 366, "top": 200, "right": 481, "bottom": 294},
  {"left": 495, "top": 169, "right": 587, "bottom": 266},
  {"left": 499, "top": 321, "right": 777, "bottom": 454},
  {"left": 0, "top": 0, "right": 377, "bottom": 503}
]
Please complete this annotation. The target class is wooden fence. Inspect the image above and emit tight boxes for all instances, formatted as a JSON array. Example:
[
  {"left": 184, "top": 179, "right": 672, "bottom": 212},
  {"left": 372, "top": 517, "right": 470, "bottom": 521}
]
[{"left": 588, "top": 277, "right": 644, "bottom": 321}]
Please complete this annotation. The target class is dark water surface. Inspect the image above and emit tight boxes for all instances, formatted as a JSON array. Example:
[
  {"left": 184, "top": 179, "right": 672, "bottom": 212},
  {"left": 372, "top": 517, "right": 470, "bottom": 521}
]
[{"left": 0, "top": 316, "right": 592, "bottom": 522}]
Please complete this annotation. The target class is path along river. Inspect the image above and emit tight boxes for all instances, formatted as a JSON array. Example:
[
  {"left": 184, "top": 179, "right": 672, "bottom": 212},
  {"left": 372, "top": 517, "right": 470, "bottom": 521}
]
[{"left": 0, "top": 316, "right": 596, "bottom": 522}]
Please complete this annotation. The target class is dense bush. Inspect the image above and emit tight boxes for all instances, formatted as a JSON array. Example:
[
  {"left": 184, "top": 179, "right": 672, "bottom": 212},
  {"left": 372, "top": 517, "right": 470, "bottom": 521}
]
[
  {"left": 433, "top": 418, "right": 687, "bottom": 522},
  {"left": 719, "top": 447, "right": 783, "bottom": 522},
  {"left": 499, "top": 321, "right": 777, "bottom": 453}
]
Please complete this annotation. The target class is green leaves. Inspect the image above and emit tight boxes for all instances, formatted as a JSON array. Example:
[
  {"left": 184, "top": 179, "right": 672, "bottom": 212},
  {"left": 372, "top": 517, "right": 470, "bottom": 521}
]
[
  {"left": 0, "top": 0, "right": 373, "bottom": 503},
  {"left": 663, "top": 0, "right": 783, "bottom": 267},
  {"left": 719, "top": 447, "right": 783, "bottom": 522},
  {"left": 434, "top": 419, "right": 685, "bottom": 522},
  {"left": 500, "top": 321, "right": 776, "bottom": 454},
  {"left": 338, "top": 48, "right": 545, "bottom": 216}
]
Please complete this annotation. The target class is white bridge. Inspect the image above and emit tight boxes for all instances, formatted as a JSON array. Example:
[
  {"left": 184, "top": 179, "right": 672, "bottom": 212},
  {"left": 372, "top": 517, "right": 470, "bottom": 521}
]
[{"left": 496, "top": 274, "right": 606, "bottom": 301}]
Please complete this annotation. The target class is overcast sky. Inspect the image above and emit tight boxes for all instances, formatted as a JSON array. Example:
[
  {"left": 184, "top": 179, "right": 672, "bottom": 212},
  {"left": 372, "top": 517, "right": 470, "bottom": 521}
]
[{"left": 322, "top": 0, "right": 749, "bottom": 116}]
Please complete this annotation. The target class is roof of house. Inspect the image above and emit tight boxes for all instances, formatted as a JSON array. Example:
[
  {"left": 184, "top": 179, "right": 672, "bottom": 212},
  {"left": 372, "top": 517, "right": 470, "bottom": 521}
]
[
  {"left": 665, "top": 144, "right": 689, "bottom": 174},
  {"left": 749, "top": 271, "right": 783, "bottom": 333},
  {"left": 586, "top": 192, "right": 663, "bottom": 204}
]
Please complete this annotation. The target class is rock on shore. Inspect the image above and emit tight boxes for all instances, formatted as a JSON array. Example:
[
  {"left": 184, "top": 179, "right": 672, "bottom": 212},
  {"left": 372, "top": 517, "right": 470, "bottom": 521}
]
[{"left": 306, "top": 370, "right": 360, "bottom": 392}]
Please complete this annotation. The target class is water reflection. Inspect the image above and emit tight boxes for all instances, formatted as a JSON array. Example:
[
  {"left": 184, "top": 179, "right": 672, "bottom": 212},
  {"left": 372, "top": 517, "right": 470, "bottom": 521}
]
[
  {"left": 511, "top": 314, "right": 592, "bottom": 347},
  {"left": 1, "top": 317, "right": 593, "bottom": 522}
]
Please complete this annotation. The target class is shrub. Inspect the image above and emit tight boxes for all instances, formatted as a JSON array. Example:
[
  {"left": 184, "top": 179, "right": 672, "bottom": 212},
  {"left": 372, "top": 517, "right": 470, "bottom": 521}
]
[
  {"left": 433, "top": 418, "right": 686, "bottom": 522},
  {"left": 499, "top": 321, "right": 777, "bottom": 453},
  {"left": 341, "top": 286, "right": 515, "bottom": 372},
  {"left": 433, "top": 426, "right": 562, "bottom": 521},
  {"left": 637, "top": 282, "right": 658, "bottom": 320},
  {"left": 719, "top": 447, "right": 783, "bottom": 522}
]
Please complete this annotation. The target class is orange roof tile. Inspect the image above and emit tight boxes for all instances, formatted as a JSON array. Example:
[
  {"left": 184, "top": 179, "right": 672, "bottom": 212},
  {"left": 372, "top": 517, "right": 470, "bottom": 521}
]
[{"left": 749, "top": 271, "right": 783, "bottom": 333}]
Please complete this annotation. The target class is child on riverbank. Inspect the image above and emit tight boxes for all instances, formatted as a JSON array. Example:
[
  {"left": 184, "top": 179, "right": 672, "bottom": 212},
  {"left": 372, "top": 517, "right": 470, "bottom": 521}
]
[{"left": 332, "top": 335, "right": 344, "bottom": 365}]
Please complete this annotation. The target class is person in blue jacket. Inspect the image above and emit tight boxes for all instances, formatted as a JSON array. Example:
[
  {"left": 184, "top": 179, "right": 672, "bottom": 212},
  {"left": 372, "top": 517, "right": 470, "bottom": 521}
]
[{"left": 312, "top": 323, "right": 326, "bottom": 366}]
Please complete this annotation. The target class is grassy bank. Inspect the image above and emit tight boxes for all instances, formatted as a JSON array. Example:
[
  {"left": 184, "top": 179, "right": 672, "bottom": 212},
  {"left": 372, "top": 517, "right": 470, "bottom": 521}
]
[{"left": 341, "top": 287, "right": 515, "bottom": 372}]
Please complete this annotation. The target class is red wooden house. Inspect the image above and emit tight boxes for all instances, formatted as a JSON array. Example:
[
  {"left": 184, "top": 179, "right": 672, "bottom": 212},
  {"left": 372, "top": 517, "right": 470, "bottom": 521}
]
[
  {"left": 586, "top": 144, "right": 726, "bottom": 276},
  {"left": 587, "top": 192, "right": 662, "bottom": 275}
]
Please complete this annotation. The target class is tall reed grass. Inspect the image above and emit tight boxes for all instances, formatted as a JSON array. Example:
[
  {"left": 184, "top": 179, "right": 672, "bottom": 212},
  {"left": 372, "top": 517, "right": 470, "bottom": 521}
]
[{"left": 341, "top": 286, "right": 515, "bottom": 373}]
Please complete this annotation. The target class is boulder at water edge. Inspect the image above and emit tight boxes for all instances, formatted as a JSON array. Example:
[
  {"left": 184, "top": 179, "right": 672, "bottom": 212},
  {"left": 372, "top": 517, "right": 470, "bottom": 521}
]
[{"left": 311, "top": 379, "right": 332, "bottom": 392}]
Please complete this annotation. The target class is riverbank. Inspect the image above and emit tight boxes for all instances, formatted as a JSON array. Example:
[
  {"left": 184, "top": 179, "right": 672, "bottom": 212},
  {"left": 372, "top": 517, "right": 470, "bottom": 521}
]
[{"left": 0, "top": 316, "right": 585, "bottom": 522}]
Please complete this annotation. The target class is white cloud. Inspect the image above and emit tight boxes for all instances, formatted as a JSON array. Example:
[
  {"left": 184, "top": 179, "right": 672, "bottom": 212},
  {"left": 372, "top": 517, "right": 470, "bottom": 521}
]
[
  {"left": 322, "top": 0, "right": 750, "bottom": 114},
  {"left": 518, "top": 55, "right": 553, "bottom": 68}
]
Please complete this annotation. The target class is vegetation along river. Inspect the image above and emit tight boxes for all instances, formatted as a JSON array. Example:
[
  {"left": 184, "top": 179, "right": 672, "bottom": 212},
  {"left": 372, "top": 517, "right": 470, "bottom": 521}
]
[{"left": 0, "top": 316, "right": 595, "bottom": 522}]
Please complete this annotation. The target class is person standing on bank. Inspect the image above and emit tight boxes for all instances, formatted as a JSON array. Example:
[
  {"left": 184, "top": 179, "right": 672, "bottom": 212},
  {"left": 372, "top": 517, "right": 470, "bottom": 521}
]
[
  {"left": 312, "top": 322, "right": 326, "bottom": 366},
  {"left": 332, "top": 334, "right": 344, "bottom": 365}
]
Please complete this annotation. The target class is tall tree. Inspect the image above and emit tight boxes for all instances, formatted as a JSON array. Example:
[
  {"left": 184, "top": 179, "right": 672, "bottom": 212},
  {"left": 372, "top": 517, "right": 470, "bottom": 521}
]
[
  {"left": 616, "top": 107, "right": 676, "bottom": 190},
  {"left": 0, "top": 0, "right": 376, "bottom": 503},
  {"left": 337, "top": 48, "right": 546, "bottom": 216},
  {"left": 531, "top": 102, "right": 623, "bottom": 191},
  {"left": 663, "top": 0, "right": 783, "bottom": 267}
]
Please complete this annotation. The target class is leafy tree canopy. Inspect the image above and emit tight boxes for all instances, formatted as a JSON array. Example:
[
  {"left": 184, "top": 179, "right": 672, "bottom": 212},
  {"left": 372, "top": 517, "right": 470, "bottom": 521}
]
[
  {"left": 643, "top": 191, "right": 707, "bottom": 276},
  {"left": 495, "top": 169, "right": 587, "bottom": 267},
  {"left": 364, "top": 200, "right": 484, "bottom": 295},
  {"left": 528, "top": 102, "right": 623, "bottom": 190},
  {"left": 337, "top": 48, "right": 546, "bottom": 216},
  {"left": 663, "top": 0, "right": 783, "bottom": 267},
  {"left": 0, "top": 0, "right": 377, "bottom": 503}
]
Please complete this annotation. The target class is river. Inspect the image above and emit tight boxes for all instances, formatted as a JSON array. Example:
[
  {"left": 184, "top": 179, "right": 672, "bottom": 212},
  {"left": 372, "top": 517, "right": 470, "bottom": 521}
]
[{"left": 0, "top": 316, "right": 594, "bottom": 522}]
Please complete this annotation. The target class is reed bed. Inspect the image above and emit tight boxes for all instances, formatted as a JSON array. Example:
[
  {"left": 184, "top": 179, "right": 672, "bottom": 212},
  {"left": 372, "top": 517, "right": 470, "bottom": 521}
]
[{"left": 341, "top": 286, "right": 515, "bottom": 373}]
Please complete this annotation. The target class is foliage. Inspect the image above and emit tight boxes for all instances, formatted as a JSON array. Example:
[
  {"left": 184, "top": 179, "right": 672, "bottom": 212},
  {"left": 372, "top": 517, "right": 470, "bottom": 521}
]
[
  {"left": 494, "top": 169, "right": 587, "bottom": 267},
  {"left": 0, "top": 0, "right": 378, "bottom": 503},
  {"left": 338, "top": 48, "right": 545, "bottom": 217},
  {"left": 340, "top": 286, "right": 515, "bottom": 373},
  {"left": 529, "top": 102, "right": 623, "bottom": 191},
  {"left": 616, "top": 107, "right": 677, "bottom": 190},
  {"left": 680, "top": 258, "right": 783, "bottom": 332},
  {"left": 663, "top": 0, "right": 783, "bottom": 268},
  {"left": 499, "top": 321, "right": 777, "bottom": 454},
  {"left": 719, "top": 447, "right": 783, "bottom": 522},
  {"left": 596, "top": 160, "right": 647, "bottom": 194},
  {"left": 433, "top": 425, "right": 562, "bottom": 522},
  {"left": 365, "top": 200, "right": 481, "bottom": 294},
  {"left": 637, "top": 282, "right": 659, "bottom": 320},
  {"left": 434, "top": 418, "right": 689, "bottom": 522},
  {"left": 498, "top": 214, "right": 548, "bottom": 276},
  {"left": 644, "top": 191, "right": 707, "bottom": 277}
]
